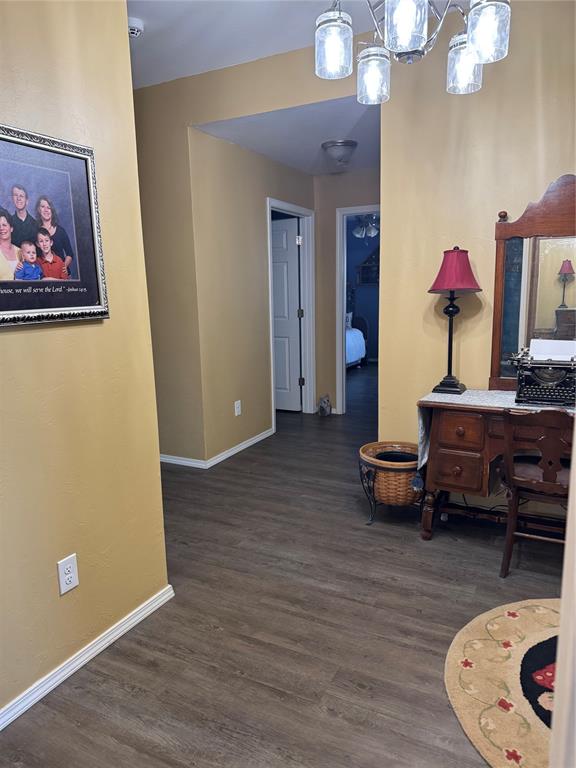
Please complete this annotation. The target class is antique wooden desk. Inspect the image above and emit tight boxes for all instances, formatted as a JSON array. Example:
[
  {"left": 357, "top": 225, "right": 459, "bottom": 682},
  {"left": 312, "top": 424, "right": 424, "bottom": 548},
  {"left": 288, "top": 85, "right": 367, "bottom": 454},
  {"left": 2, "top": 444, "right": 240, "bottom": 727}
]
[{"left": 418, "top": 390, "right": 574, "bottom": 539}]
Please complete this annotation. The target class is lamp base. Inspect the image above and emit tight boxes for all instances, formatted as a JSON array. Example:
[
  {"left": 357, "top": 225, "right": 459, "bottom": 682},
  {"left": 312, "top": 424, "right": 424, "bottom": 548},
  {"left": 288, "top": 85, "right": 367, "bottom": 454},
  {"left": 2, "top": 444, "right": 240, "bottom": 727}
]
[{"left": 432, "top": 375, "right": 467, "bottom": 395}]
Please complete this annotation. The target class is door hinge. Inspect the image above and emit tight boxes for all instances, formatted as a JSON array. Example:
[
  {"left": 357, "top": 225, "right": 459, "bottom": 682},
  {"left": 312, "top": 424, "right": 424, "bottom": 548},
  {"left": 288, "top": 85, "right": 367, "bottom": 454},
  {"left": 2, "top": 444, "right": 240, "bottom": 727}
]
[
  {"left": 296, "top": 235, "right": 303, "bottom": 247},
  {"left": 298, "top": 376, "right": 305, "bottom": 387},
  {"left": 297, "top": 308, "right": 304, "bottom": 319}
]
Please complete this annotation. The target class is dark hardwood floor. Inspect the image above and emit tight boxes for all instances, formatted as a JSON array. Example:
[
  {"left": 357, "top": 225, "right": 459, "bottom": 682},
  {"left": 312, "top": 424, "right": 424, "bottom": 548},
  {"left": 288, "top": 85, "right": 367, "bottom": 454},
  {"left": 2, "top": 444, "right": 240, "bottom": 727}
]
[{"left": 0, "top": 365, "right": 562, "bottom": 767}]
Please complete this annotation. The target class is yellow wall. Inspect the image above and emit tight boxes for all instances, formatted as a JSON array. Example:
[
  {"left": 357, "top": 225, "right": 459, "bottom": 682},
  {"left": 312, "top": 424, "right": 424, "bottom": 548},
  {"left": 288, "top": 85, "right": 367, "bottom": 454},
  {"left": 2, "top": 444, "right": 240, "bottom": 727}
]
[
  {"left": 135, "top": 46, "right": 359, "bottom": 460},
  {"left": 0, "top": 1, "right": 168, "bottom": 707},
  {"left": 189, "top": 129, "right": 314, "bottom": 457},
  {"left": 137, "top": 116, "right": 206, "bottom": 459},
  {"left": 135, "top": 44, "right": 356, "bottom": 128},
  {"left": 379, "top": 1, "right": 575, "bottom": 441},
  {"left": 141, "top": 119, "right": 378, "bottom": 459},
  {"left": 314, "top": 169, "right": 380, "bottom": 400}
]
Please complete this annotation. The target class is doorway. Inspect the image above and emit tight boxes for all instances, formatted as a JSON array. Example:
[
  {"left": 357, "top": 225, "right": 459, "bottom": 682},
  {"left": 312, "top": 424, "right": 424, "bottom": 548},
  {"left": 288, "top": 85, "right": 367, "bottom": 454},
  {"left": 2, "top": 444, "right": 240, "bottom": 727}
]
[
  {"left": 335, "top": 205, "right": 380, "bottom": 415},
  {"left": 267, "top": 198, "right": 315, "bottom": 423}
]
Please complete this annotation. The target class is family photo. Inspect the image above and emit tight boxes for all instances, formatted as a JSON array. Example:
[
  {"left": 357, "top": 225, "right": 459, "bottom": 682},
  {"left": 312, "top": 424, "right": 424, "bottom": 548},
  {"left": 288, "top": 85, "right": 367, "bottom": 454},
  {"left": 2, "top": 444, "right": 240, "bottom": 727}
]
[
  {"left": 0, "top": 124, "right": 108, "bottom": 326},
  {"left": 0, "top": 186, "right": 79, "bottom": 282}
]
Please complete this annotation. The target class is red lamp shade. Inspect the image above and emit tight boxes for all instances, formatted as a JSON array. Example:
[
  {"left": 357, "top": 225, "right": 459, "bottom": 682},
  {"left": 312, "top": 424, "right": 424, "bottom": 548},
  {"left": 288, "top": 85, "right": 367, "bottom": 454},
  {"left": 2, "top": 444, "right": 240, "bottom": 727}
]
[
  {"left": 558, "top": 259, "right": 575, "bottom": 276},
  {"left": 428, "top": 246, "right": 482, "bottom": 294}
]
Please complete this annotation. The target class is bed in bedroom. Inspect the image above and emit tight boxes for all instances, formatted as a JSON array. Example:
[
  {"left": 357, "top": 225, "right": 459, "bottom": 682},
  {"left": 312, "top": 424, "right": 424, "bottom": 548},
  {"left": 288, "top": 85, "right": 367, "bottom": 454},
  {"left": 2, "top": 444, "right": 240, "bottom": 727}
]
[{"left": 345, "top": 314, "right": 368, "bottom": 367}]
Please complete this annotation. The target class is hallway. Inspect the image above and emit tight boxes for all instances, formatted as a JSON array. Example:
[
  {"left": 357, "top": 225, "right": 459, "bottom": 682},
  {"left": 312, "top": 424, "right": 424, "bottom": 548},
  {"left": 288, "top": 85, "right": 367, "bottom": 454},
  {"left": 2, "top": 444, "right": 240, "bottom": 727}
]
[{"left": 0, "top": 371, "right": 562, "bottom": 767}]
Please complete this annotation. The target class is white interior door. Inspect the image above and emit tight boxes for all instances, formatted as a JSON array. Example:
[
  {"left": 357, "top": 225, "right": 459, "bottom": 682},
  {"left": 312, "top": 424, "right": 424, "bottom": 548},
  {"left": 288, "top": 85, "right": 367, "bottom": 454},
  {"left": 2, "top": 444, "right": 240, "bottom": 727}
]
[{"left": 272, "top": 217, "right": 301, "bottom": 411}]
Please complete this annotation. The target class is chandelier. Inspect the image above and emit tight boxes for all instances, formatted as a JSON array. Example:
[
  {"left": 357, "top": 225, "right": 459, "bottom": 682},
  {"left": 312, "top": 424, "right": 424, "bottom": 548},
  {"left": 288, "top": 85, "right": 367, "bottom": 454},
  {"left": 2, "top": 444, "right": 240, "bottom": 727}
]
[
  {"left": 314, "top": 0, "right": 511, "bottom": 103},
  {"left": 353, "top": 214, "right": 380, "bottom": 238}
]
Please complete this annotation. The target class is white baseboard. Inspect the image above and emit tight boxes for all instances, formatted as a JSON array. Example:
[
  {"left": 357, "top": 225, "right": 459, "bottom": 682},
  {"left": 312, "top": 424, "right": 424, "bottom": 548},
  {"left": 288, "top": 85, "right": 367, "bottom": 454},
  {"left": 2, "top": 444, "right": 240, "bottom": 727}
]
[
  {"left": 0, "top": 584, "right": 174, "bottom": 732},
  {"left": 160, "top": 454, "right": 208, "bottom": 469},
  {"left": 161, "top": 427, "right": 275, "bottom": 469}
]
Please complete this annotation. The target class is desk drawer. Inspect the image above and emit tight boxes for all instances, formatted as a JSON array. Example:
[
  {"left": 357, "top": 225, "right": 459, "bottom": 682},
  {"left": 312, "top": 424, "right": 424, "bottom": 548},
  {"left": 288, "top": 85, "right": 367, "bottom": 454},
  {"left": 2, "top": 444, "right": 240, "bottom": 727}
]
[
  {"left": 488, "top": 416, "right": 572, "bottom": 446},
  {"left": 437, "top": 411, "right": 485, "bottom": 451},
  {"left": 431, "top": 449, "right": 483, "bottom": 491}
]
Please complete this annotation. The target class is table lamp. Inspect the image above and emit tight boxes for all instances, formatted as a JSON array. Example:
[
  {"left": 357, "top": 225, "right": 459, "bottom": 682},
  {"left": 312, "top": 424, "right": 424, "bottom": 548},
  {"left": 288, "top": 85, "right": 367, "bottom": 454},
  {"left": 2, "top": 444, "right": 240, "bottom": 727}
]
[
  {"left": 558, "top": 259, "right": 574, "bottom": 308},
  {"left": 429, "top": 246, "right": 482, "bottom": 394}
]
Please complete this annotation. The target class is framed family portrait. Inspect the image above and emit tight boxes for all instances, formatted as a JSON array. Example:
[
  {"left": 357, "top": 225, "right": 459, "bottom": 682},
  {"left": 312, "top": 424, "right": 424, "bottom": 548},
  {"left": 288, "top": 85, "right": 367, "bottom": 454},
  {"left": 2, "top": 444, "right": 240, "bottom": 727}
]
[{"left": 0, "top": 123, "right": 108, "bottom": 326}]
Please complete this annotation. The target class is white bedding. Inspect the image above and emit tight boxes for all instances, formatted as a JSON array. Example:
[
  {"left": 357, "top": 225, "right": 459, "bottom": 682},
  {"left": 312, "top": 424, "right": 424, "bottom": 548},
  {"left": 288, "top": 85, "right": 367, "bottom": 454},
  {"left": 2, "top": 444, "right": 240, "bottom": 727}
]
[{"left": 346, "top": 328, "right": 366, "bottom": 365}]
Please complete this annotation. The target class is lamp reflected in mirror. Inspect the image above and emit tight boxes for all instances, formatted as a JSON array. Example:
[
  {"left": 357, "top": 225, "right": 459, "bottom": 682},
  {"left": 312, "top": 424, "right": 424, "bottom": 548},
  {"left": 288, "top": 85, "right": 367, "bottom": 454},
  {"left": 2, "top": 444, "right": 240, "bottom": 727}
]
[{"left": 558, "top": 259, "right": 575, "bottom": 308}]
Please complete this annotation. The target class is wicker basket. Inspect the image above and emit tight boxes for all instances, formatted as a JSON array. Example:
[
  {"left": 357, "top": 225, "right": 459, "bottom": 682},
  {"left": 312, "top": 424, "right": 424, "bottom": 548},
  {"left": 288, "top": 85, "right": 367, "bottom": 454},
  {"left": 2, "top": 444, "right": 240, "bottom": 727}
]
[{"left": 359, "top": 441, "right": 421, "bottom": 507}]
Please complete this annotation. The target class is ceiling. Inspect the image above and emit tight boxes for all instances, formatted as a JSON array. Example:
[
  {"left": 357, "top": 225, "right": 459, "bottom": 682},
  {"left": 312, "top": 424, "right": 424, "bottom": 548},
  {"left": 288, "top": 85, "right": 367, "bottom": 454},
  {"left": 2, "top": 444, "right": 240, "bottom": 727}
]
[
  {"left": 127, "top": 0, "right": 375, "bottom": 89},
  {"left": 198, "top": 95, "right": 380, "bottom": 175}
]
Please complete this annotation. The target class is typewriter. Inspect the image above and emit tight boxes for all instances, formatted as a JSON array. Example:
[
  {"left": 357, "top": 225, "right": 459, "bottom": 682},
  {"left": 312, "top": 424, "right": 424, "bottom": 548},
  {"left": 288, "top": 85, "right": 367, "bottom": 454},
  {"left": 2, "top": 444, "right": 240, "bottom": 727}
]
[{"left": 512, "top": 340, "right": 576, "bottom": 407}]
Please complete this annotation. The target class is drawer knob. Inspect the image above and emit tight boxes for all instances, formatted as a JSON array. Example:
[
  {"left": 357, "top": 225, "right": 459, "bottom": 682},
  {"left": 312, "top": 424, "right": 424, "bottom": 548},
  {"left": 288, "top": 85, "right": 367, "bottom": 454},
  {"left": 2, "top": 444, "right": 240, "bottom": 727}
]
[
  {"left": 453, "top": 465, "right": 463, "bottom": 476},
  {"left": 455, "top": 426, "right": 466, "bottom": 437}
]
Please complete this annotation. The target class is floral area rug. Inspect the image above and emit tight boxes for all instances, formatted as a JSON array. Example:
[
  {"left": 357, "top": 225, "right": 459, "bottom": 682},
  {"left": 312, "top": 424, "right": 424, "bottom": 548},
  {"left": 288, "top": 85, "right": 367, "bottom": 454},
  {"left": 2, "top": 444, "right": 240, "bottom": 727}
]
[{"left": 445, "top": 599, "right": 560, "bottom": 768}]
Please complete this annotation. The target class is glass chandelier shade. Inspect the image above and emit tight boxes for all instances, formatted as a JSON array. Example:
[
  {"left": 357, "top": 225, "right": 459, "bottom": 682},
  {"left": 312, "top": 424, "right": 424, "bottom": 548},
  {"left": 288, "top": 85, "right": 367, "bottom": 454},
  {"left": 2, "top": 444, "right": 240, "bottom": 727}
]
[
  {"left": 384, "top": 0, "right": 428, "bottom": 53},
  {"left": 357, "top": 46, "right": 391, "bottom": 105},
  {"left": 315, "top": 10, "right": 354, "bottom": 79},
  {"left": 365, "top": 220, "right": 379, "bottom": 237},
  {"left": 353, "top": 215, "right": 379, "bottom": 238},
  {"left": 467, "top": 0, "right": 511, "bottom": 64},
  {"left": 311, "top": 0, "right": 511, "bottom": 100},
  {"left": 447, "top": 33, "right": 483, "bottom": 95}
]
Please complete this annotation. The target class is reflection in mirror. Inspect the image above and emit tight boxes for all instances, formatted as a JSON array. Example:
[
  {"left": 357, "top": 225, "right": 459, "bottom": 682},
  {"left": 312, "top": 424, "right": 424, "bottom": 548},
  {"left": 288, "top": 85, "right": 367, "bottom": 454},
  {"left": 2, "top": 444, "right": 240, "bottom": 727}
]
[
  {"left": 500, "top": 236, "right": 576, "bottom": 376},
  {"left": 531, "top": 237, "right": 576, "bottom": 341}
]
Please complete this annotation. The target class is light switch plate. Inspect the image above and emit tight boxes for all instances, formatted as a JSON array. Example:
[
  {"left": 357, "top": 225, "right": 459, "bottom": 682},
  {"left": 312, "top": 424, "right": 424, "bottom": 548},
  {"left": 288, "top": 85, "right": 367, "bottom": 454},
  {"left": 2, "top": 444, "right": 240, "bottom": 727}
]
[
  {"left": 57, "top": 553, "right": 79, "bottom": 595},
  {"left": 234, "top": 400, "right": 242, "bottom": 416}
]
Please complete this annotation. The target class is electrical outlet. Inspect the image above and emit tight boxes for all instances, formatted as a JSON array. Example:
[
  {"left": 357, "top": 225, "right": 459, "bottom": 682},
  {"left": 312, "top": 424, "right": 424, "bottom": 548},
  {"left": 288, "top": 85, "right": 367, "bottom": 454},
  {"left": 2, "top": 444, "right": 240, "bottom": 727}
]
[
  {"left": 234, "top": 400, "right": 242, "bottom": 416},
  {"left": 57, "top": 553, "right": 79, "bottom": 595}
]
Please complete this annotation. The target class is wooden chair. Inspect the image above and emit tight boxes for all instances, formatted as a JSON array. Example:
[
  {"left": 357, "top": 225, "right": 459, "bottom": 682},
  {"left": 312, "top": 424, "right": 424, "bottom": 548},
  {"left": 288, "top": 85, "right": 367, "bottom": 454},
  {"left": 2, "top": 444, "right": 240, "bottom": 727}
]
[{"left": 500, "top": 409, "right": 572, "bottom": 578}]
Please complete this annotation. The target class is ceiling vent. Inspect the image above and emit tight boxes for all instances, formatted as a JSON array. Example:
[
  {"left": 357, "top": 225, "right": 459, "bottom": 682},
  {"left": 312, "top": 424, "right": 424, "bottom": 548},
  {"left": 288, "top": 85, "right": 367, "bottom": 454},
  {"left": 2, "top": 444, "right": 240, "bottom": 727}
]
[{"left": 128, "top": 17, "right": 144, "bottom": 39}]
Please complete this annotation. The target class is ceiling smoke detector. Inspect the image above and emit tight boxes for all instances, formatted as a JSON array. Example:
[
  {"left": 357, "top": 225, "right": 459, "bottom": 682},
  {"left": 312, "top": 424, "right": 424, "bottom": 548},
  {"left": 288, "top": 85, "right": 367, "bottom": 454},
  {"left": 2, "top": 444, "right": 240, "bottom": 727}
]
[
  {"left": 128, "top": 17, "right": 144, "bottom": 39},
  {"left": 321, "top": 139, "right": 358, "bottom": 170}
]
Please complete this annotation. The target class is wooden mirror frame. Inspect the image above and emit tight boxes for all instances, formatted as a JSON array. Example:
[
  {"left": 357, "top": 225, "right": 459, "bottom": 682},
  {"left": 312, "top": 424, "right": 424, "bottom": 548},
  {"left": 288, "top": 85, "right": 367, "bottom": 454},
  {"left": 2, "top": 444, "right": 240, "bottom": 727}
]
[{"left": 489, "top": 174, "right": 576, "bottom": 390}]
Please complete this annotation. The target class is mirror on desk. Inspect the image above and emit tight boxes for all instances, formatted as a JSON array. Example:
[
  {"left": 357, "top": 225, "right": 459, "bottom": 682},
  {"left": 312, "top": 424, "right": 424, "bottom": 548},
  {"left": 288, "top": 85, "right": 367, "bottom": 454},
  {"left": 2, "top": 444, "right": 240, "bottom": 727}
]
[
  {"left": 490, "top": 175, "right": 576, "bottom": 389},
  {"left": 500, "top": 235, "right": 576, "bottom": 377}
]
